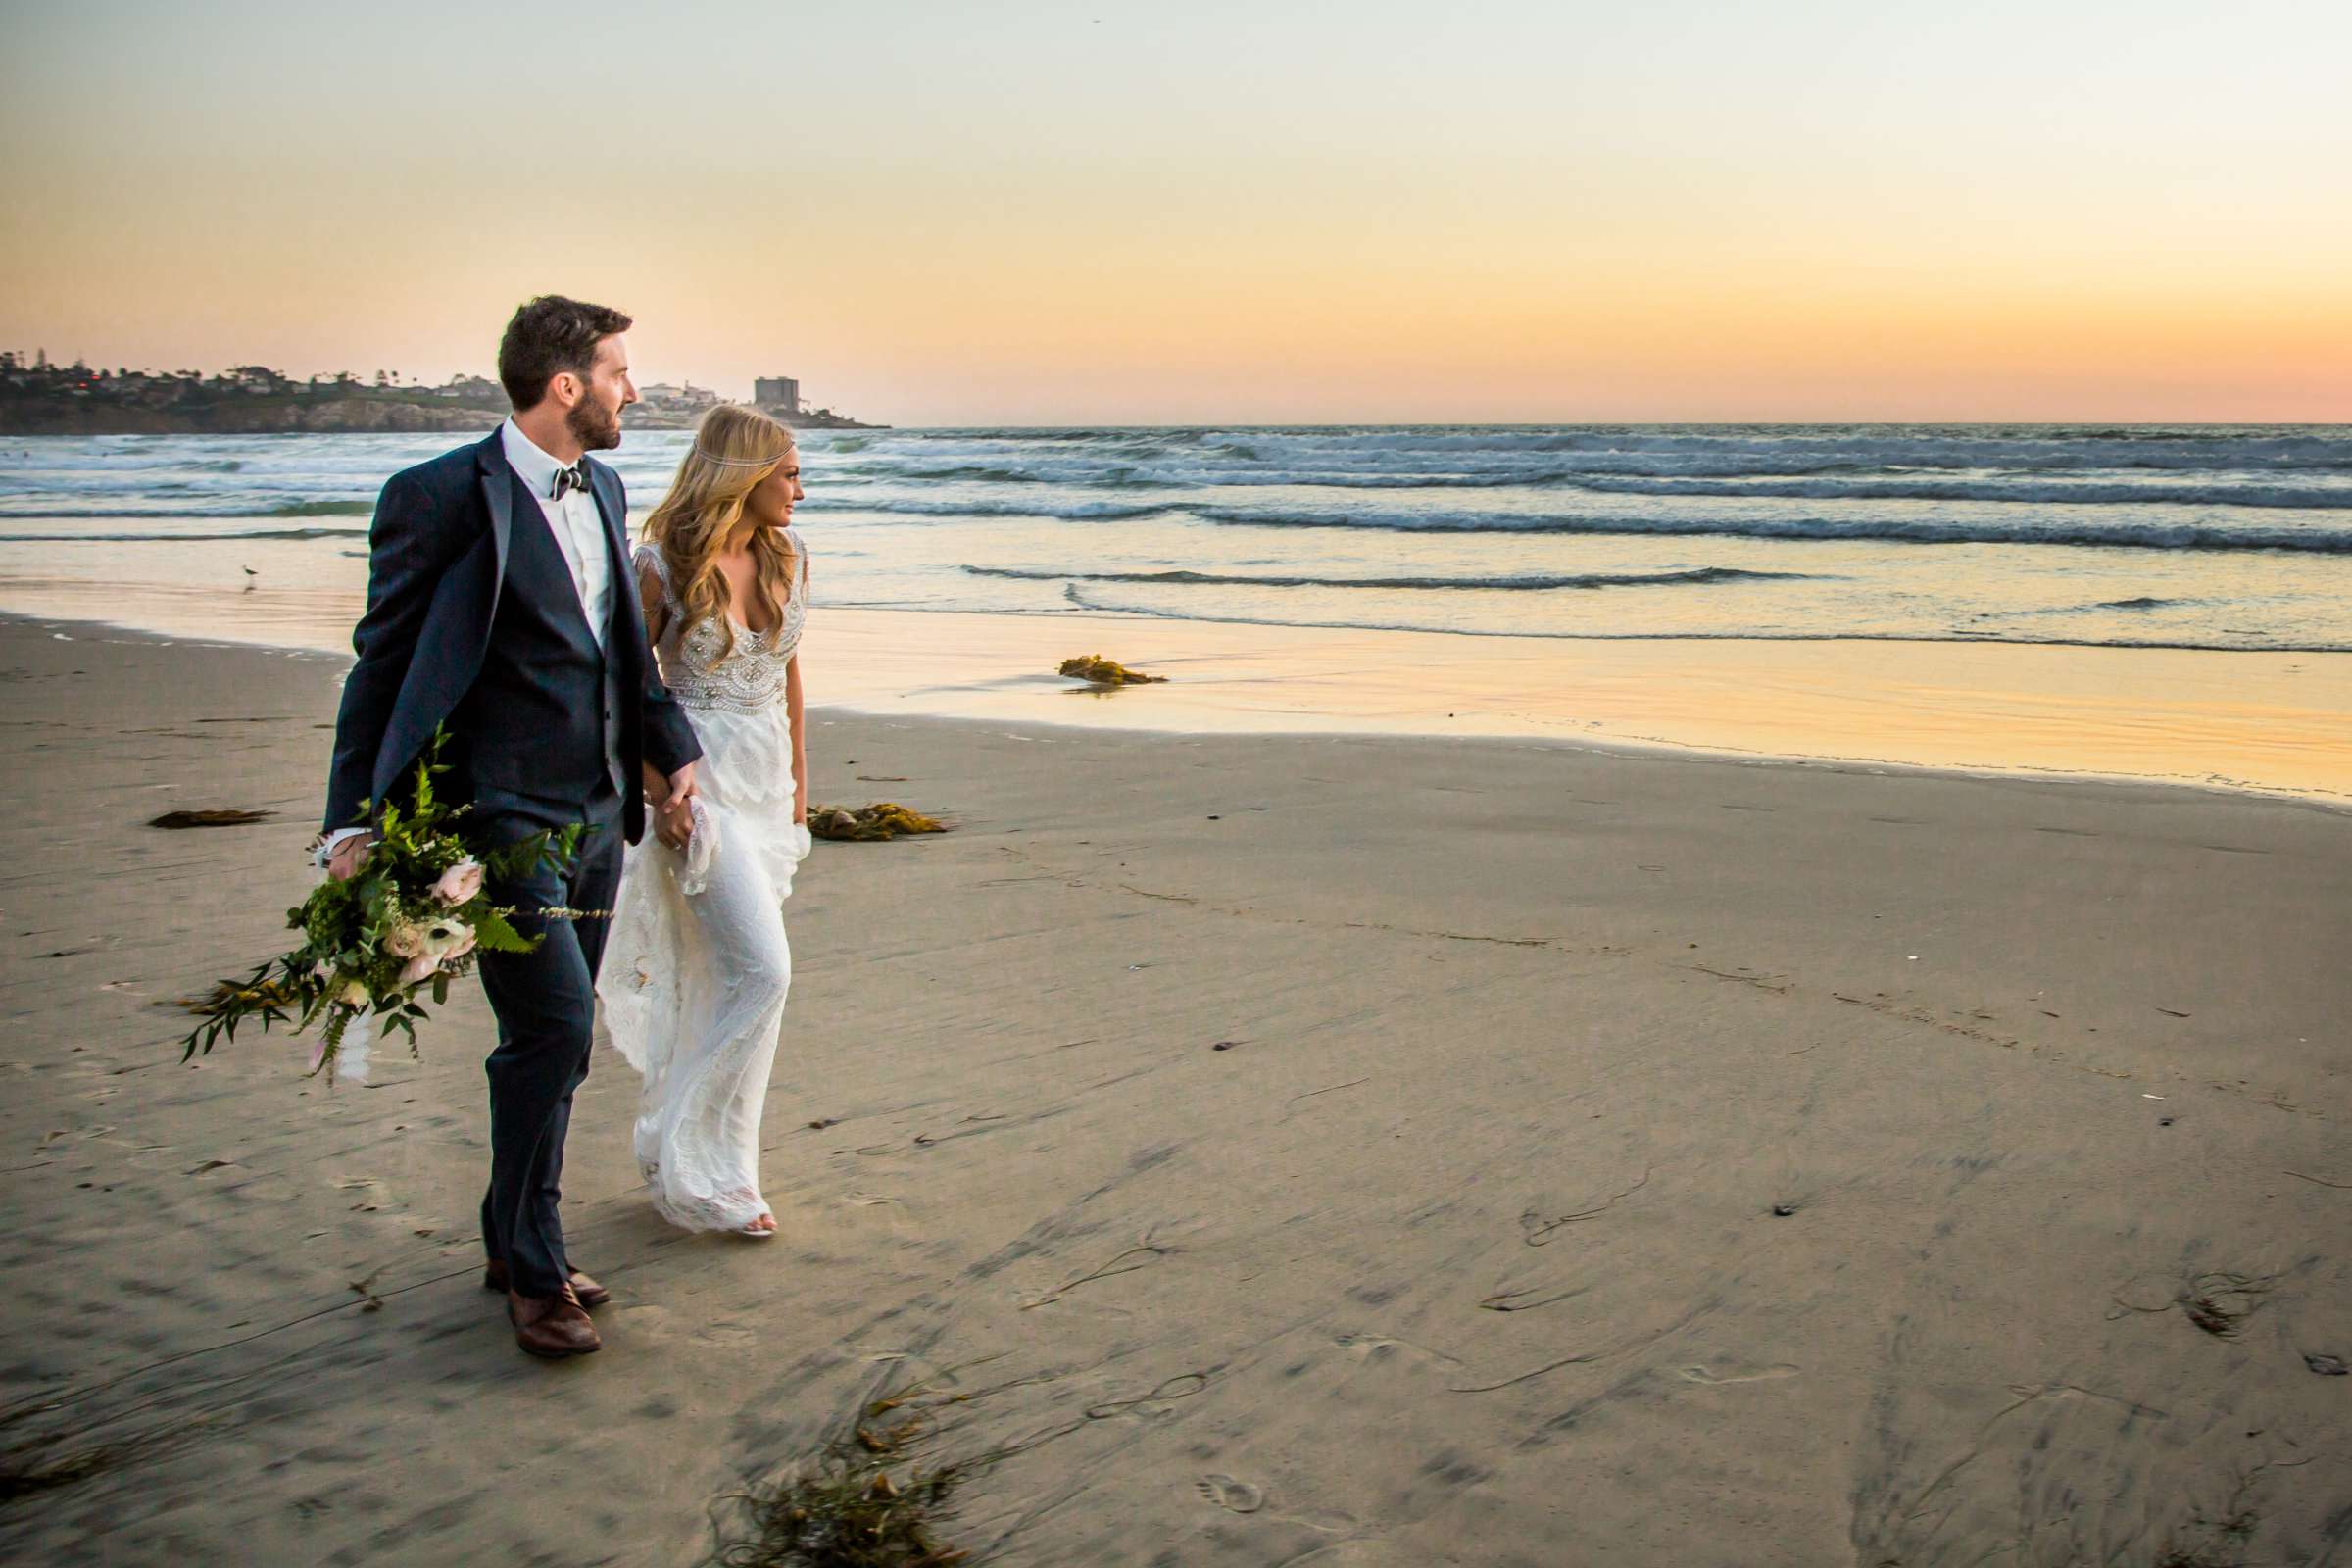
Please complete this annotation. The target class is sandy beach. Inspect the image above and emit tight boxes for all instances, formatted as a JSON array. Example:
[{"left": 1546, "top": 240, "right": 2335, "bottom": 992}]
[
  {"left": 10, "top": 0, "right": 2351, "bottom": 1553},
  {"left": 2, "top": 611, "right": 2346, "bottom": 1564}
]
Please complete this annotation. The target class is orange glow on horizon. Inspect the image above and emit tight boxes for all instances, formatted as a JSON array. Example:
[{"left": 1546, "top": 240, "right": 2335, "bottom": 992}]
[{"left": 2, "top": 3, "right": 2344, "bottom": 425}]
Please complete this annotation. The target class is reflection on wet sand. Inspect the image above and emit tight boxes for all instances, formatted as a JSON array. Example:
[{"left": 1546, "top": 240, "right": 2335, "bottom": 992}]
[{"left": 6, "top": 573, "right": 2349, "bottom": 801}]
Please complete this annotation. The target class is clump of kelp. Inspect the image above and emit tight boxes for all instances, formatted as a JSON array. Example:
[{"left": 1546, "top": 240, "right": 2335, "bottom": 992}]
[
  {"left": 2145, "top": 1464, "right": 2299, "bottom": 1568},
  {"left": 1, "top": 1393, "right": 190, "bottom": 1507},
  {"left": 705, "top": 1381, "right": 974, "bottom": 1567},
  {"left": 2109, "top": 1268, "right": 2277, "bottom": 1341},
  {"left": 704, "top": 1358, "right": 1213, "bottom": 1567},
  {"left": 148, "top": 808, "right": 272, "bottom": 829},
  {"left": 2180, "top": 1274, "right": 2269, "bottom": 1339},
  {"left": 808, "top": 804, "right": 948, "bottom": 843},
  {"left": 1057, "top": 655, "right": 1164, "bottom": 687}
]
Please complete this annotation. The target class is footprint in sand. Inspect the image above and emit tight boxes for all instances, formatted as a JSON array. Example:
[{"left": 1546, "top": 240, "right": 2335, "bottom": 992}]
[
  {"left": 692, "top": 1320, "right": 759, "bottom": 1349},
  {"left": 1287, "top": 1508, "right": 1359, "bottom": 1535},
  {"left": 1679, "top": 1362, "right": 1799, "bottom": 1386},
  {"left": 1198, "top": 1474, "right": 1264, "bottom": 1513}
]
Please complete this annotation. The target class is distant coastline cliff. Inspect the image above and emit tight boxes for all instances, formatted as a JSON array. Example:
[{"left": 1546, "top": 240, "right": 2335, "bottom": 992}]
[{"left": 0, "top": 353, "right": 885, "bottom": 435}]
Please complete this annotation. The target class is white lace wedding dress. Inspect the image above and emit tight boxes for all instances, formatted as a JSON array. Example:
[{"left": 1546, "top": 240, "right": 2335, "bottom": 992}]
[{"left": 596, "top": 535, "right": 812, "bottom": 1233}]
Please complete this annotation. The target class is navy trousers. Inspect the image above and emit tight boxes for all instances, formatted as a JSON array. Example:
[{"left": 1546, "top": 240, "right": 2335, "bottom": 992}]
[{"left": 472, "top": 783, "right": 624, "bottom": 1299}]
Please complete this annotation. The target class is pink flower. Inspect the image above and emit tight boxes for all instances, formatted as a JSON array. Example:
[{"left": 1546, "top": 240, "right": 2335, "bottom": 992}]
[
  {"left": 399, "top": 953, "right": 437, "bottom": 987},
  {"left": 442, "top": 925, "right": 477, "bottom": 961},
  {"left": 306, "top": 1036, "right": 329, "bottom": 1073},
  {"left": 383, "top": 922, "right": 427, "bottom": 959},
  {"left": 432, "top": 859, "right": 484, "bottom": 906},
  {"left": 337, "top": 979, "right": 370, "bottom": 1008}
]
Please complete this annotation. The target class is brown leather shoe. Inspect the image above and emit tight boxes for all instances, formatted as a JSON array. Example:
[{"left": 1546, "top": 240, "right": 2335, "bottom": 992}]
[
  {"left": 508, "top": 1284, "right": 602, "bottom": 1359},
  {"left": 483, "top": 1260, "right": 612, "bottom": 1309}
]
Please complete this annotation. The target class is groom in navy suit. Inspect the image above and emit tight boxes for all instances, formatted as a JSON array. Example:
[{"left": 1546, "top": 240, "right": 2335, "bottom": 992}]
[{"left": 320, "top": 296, "right": 702, "bottom": 1358}]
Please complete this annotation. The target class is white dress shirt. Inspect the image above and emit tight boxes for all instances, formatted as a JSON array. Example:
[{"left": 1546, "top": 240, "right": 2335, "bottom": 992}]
[{"left": 499, "top": 417, "right": 612, "bottom": 644}]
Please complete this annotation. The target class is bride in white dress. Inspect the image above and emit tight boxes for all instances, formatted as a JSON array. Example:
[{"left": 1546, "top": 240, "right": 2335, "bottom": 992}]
[{"left": 597, "top": 404, "right": 812, "bottom": 1236}]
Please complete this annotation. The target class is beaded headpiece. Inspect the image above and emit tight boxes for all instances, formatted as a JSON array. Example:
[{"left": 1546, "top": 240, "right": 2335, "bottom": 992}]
[{"left": 690, "top": 445, "right": 790, "bottom": 468}]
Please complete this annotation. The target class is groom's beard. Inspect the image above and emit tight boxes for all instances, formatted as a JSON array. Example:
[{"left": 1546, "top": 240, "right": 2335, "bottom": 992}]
[{"left": 567, "top": 397, "right": 623, "bottom": 453}]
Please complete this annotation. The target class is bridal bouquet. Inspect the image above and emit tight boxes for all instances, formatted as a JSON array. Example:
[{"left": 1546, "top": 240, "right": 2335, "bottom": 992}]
[{"left": 179, "top": 734, "right": 583, "bottom": 1082}]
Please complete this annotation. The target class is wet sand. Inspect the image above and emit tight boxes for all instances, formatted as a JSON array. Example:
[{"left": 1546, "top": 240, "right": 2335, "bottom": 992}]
[
  {"left": 5, "top": 569, "right": 2351, "bottom": 799},
  {"left": 1, "top": 614, "right": 2347, "bottom": 1565}
]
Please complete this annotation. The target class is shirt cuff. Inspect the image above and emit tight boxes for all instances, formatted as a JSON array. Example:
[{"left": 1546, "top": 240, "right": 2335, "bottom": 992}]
[{"left": 314, "top": 826, "right": 370, "bottom": 868}]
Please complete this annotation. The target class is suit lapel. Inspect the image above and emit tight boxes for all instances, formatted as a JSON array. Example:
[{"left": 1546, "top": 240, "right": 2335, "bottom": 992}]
[
  {"left": 474, "top": 440, "right": 636, "bottom": 662},
  {"left": 469, "top": 433, "right": 514, "bottom": 655},
  {"left": 473, "top": 434, "right": 514, "bottom": 600},
  {"left": 588, "top": 463, "right": 626, "bottom": 576},
  {"left": 589, "top": 461, "right": 645, "bottom": 650}
]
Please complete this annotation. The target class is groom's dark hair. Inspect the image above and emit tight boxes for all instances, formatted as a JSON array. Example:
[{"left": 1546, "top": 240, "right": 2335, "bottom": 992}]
[{"left": 498, "top": 295, "right": 633, "bottom": 410}]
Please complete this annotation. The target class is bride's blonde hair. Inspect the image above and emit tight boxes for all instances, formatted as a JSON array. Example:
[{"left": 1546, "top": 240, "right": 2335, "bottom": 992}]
[{"left": 641, "top": 404, "right": 799, "bottom": 662}]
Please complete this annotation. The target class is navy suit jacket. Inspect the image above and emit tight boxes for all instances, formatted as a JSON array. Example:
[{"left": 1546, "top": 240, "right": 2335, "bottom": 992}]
[{"left": 322, "top": 429, "right": 701, "bottom": 846}]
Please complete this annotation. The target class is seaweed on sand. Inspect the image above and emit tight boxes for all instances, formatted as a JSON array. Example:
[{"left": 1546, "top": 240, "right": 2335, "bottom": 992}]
[
  {"left": 1056, "top": 655, "right": 1165, "bottom": 687},
  {"left": 709, "top": 1455, "right": 969, "bottom": 1568},
  {"left": 808, "top": 804, "right": 948, "bottom": 843},
  {"left": 705, "top": 1386, "right": 973, "bottom": 1567},
  {"left": 704, "top": 1358, "right": 1208, "bottom": 1568},
  {"left": 0, "top": 1432, "right": 124, "bottom": 1505},
  {"left": 2179, "top": 1272, "right": 2271, "bottom": 1340},
  {"left": 2107, "top": 1269, "right": 2275, "bottom": 1341},
  {"left": 2146, "top": 1466, "right": 2280, "bottom": 1568},
  {"left": 148, "top": 808, "right": 272, "bottom": 829},
  {"left": 2152, "top": 1518, "right": 2256, "bottom": 1568},
  {"left": 0, "top": 1395, "right": 189, "bottom": 1508}
]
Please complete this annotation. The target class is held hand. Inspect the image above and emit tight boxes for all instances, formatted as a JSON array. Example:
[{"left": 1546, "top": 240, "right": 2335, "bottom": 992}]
[
  {"left": 325, "top": 831, "right": 376, "bottom": 882},
  {"left": 666, "top": 761, "right": 699, "bottom": 808},
  {"left": 655, "top": 794, "right": 695, "bottom": 851}
]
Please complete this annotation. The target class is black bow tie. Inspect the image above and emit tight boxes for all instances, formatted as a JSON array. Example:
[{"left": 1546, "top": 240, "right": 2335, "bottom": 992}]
[{"left": 553, "top": 464, "right": 589, "bottom": 501}]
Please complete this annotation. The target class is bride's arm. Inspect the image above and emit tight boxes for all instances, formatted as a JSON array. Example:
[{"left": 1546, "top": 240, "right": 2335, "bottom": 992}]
[
  {"left": 636, "top": 562, "right": 694, "bottom": 848},
  {"left": 787, "top": 652, "right": 808, "bottom": 825},
  {"left": 638, "top": 559, "right": 672, "bottom": 650}
]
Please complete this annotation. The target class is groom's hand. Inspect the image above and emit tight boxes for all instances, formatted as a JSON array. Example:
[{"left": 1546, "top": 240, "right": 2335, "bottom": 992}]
[
  {"left": 665, "top": 761, "right": 699, "bottom": 807},
  {"left": 325, "top": 830, "right": 376, "bottom": 882}
]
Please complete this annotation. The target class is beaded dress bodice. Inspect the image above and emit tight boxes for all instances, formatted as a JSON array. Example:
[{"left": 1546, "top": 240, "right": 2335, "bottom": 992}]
[{"left": 635, "top": 537, "right": 805, "bottom": 714}]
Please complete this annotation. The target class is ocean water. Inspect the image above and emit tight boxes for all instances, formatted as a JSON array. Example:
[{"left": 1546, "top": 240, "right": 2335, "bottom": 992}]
[{"left": 3, "top": 423, "right": 2350, "bottom": 653}]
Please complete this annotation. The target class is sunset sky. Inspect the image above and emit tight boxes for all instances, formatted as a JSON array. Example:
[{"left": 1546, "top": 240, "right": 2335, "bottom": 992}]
[{"left": 2, "top": 0, "right": 2345, "bottom": 424}]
